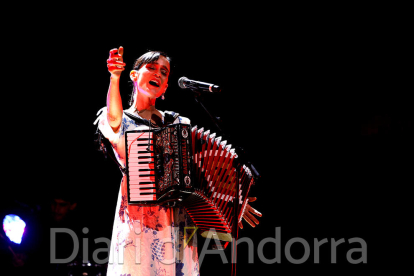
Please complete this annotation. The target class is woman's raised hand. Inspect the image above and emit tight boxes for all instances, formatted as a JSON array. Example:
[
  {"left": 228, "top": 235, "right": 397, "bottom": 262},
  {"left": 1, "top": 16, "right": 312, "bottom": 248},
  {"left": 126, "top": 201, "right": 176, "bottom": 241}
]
[{"left": 107, "top": 46, "right": 125, "bottom": 77}]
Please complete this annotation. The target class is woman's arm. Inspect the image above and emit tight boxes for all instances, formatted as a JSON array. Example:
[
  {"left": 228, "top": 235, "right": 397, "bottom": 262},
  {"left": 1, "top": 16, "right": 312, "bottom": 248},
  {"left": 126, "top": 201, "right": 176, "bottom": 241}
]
[{"left": 106, "top": 46, "right": 125, "bottom": 133}]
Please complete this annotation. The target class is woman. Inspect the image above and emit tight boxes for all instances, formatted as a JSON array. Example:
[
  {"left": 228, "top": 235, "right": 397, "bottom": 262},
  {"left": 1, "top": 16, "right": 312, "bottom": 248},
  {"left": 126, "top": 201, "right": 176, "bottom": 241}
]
[{"left": 95, "top": 47, "right": 261, "bottom": 276}]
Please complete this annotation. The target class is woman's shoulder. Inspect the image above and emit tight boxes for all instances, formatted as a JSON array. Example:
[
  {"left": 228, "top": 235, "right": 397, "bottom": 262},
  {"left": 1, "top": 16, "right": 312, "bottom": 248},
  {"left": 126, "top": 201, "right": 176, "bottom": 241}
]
[{"left": 178, "top": 115, "right": 191, "bottom": 124}]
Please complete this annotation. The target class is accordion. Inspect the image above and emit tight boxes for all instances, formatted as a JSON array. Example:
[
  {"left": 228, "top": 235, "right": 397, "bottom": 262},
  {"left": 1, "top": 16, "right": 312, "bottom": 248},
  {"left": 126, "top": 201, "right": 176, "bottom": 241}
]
[{"left": 125, "top": 123, "right": 256, "bottom": 241}]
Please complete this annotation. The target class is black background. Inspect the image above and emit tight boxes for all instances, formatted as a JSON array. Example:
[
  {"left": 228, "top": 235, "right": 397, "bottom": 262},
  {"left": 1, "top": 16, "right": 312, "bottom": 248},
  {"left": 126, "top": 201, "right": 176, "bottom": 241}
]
[{"left": 1, "top": 5, "right": 412, "bottom": 275}]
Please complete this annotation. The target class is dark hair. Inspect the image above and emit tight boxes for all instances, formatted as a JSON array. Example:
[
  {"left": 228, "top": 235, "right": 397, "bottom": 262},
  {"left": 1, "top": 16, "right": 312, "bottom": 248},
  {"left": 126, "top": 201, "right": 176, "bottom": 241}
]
[{"left": 129, "top": 51, "right": 171, "bottom": 105}]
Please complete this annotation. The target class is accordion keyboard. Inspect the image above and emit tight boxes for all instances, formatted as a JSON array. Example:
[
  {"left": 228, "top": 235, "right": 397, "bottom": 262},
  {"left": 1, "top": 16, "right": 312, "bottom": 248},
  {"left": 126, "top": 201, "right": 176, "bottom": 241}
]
[{"left": 127, "top": 132, "right": 157, "bottom": 202}]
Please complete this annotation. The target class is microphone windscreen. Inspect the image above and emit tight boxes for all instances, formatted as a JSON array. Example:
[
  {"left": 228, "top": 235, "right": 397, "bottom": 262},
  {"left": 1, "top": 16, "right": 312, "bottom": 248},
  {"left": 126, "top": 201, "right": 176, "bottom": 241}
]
[{"left": 178, "top": 77, "right": 188, "bottom": 89}]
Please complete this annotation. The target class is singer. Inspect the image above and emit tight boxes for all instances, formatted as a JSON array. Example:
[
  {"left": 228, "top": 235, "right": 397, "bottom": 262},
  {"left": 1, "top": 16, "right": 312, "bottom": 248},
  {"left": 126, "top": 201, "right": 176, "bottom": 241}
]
[{"left": 94, "top": 47, "right": 261, "bottom": 276}]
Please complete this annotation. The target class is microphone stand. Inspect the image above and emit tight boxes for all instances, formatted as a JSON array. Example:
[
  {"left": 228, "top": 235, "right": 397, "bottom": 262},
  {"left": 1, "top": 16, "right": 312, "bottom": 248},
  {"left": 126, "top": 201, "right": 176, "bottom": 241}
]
[
  {"left": 192, "top": 90, "right": 223, "bottom": 133},
  {"left": 190, "top": 88, "right": 260, "bottom": 276}
]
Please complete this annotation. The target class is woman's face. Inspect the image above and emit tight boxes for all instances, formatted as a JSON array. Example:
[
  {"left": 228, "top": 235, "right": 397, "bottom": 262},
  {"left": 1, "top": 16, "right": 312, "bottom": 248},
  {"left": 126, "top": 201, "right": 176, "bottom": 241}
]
[{"left": 131, "top": 55, "right": 170, "bottom": 99}]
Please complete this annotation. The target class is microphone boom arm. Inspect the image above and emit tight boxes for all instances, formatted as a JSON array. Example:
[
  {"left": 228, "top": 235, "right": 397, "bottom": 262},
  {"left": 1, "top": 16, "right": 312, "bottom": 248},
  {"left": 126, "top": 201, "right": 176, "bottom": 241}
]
[{"left": 191, "top": 89, "right": 223, "bottom": 133}]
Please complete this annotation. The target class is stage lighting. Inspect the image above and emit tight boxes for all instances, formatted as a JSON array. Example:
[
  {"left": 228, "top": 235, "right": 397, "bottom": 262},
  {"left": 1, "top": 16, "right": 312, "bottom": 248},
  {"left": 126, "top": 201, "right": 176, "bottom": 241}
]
[{"left": 3, "top": 214, "right": 26, "bottom": 244}]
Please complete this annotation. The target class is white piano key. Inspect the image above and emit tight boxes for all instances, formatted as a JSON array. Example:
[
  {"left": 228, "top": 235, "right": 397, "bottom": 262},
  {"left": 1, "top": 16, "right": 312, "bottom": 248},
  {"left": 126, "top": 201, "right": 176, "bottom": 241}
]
[
  {"left": 129, "top": 184, "right": 156, "bottom": 189},
  {"left": 128, "top": 157, "right": 153, "bottom": 163},
  {"left": 128, "top": 163, "right": 155, "bottom": 169},
  {"left": 128, "top": 175, "right": 155, "bottom": 182},
  {"left": 130, "top": 194, "right": 156, "bottom": 201}
]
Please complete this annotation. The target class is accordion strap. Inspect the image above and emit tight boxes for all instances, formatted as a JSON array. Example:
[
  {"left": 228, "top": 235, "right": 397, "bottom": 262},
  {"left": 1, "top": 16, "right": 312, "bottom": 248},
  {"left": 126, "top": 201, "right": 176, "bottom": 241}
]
[
  {"left": 164, "top": 110, "right": 180, "bottom": 125},
  {"left": 124, "top": 111, "right": 152, "bottom": 126},
  {"left": 124, "top": 110, "right": 180, "bottom": 127}
]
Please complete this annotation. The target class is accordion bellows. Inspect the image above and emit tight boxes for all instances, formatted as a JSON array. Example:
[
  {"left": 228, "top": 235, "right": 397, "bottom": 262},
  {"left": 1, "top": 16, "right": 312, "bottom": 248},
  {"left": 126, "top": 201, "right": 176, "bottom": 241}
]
[{"left": 125, "top": 124, "right": 255, "bottom": 241}]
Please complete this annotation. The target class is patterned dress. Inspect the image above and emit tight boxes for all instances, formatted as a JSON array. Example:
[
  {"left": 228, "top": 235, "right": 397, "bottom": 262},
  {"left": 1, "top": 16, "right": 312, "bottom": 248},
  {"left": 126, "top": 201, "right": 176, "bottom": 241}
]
[{"left": 94, "top": 107, "right": 200, "bottom": 276}]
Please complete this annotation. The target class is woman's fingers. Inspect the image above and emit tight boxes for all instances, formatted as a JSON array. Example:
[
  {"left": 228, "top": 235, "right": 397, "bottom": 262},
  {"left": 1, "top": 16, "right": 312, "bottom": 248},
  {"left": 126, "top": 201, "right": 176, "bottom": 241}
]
[
  {"left": 107, "top": 47, "right": 125, "bottom": 74},
  {"left": 243, "top": 215, "right": 255, "bottom": 228},
  {"left": 107, "top": 61, "right": 126, "bottom": 67},
  {"left": 118, "top": 46, "right": 124, "bottom": 57},
  {"left": 109, "top": 54, "right": 123, "bottom": 61},
  {"left": 247, "top": 205, "right": 262, "bottom": 217},
  {"left": 107, "top": 58, "right": 126, "bottom": 66},
  {"left": 109, "top": 47, "right": 123, "bottom": 59},
  {"left": 246, "top": 211, "right": 260, "bottom": 225},
  {"left": 238, "top": 221, "right": 243, "bottom": 229},
  {"left": 107, "top": 65, "right": 125, "bottom": 71},
  {"left": 109, "top": 48, "right": 119, "bottom": 56},
  {"left": 239, "top": 203, "right": 262, "bottom": 229},
  {"left": 248, "top": 197, "right": 257, "bottom": 203}
]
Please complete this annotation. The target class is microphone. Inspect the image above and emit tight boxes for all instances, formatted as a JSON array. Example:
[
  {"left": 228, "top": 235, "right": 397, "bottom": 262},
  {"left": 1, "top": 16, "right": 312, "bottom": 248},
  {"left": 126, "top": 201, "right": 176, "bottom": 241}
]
[{"left": 178, "top": 76, "right": 221, "bottom": 93}]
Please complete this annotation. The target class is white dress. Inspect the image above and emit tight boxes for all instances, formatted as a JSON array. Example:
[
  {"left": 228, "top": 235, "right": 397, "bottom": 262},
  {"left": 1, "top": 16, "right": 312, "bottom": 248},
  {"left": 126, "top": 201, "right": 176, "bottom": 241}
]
[{"left": 94, "top": 107, "right": 200, "bottom": 276}]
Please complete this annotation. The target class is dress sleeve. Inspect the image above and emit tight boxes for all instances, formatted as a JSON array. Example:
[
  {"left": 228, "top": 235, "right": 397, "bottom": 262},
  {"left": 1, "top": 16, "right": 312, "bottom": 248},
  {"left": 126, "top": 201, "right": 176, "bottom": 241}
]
[{"left": 93, "top": 107, "right": 124, "bottom": 146}]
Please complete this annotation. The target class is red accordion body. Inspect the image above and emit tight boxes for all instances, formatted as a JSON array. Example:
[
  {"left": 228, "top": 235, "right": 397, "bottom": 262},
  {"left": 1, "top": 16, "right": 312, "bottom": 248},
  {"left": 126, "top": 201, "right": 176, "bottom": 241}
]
[{"left": 125, "top": 123, "right": 255, "bottom": 241}]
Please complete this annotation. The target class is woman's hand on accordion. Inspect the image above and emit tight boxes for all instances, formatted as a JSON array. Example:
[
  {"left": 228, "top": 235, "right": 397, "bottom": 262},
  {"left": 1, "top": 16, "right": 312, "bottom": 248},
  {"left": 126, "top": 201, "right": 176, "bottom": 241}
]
[{"left": 239, "top": 197, "right": 262, "bottom": 229}]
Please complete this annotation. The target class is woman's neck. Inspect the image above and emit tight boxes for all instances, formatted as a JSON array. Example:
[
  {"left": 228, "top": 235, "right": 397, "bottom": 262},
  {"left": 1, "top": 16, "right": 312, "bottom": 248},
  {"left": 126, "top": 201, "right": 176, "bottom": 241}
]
[
  {"left": 130, "top": 97, "right": 159, "bottom": 121},
  {"left": 128, "top": 83, "right": 161, "bottom": 121}
]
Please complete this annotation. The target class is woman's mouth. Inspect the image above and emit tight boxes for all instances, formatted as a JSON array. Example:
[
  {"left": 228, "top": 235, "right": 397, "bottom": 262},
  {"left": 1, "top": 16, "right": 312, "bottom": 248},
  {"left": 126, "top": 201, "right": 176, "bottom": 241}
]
[{"left": 149, "top": 80, "right": 160, "bottom": 87}]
